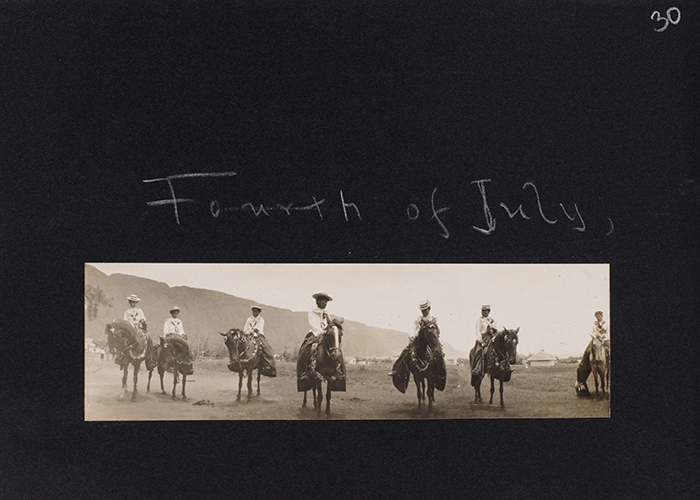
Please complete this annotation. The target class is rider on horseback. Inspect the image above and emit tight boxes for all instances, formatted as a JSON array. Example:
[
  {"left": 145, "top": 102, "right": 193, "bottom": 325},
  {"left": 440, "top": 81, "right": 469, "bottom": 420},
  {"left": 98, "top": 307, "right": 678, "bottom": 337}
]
[
  {"left": 119, "top": 294, "right": 150, "bottom": 363},
  {"left": 471, "top": 304, "right": 499, "bottom": 377},
  {"left": 299, "top": 292, "right": 342, "bottom": 382},
  {"left": 576, "top": 310, "right": 610, "bottom": 391},
  {"left": 389, "top": 300, "right": 438, "bottom": 378},
  {"left": 242, "top": 304, "right": 276, "bottom": 377}
]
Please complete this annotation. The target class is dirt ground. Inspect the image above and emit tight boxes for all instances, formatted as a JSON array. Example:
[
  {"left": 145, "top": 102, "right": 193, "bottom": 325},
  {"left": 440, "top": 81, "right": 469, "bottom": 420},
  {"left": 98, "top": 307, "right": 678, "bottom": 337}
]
[{"left": 84, "top": 352, "right": 610, "bottom": 420}]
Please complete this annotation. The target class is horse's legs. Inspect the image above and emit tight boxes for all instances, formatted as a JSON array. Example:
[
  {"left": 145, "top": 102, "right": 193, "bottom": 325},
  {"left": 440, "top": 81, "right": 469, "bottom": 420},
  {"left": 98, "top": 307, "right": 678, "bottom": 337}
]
[
  {"left": 592, "top": 369, "right": 599, "bottom": 397},
  {"left": 146, "top": 369, "right": 153, "bottom": 393},
  {"left": 427, "top": 377, "right": 435, "bottom": 412},
  {"left": 325, "top": 381, "right": 331, "bottom": 416},
  {"left": 237, "top": 373, "right": 243, "bottom": 401},
  {"left": 316, "top": 382, "right": 323, "bottom": 410},
  {"left": 302, "top": 390, "right": 308, "bottom": 408},
  {"left": 119, "top": 365, "right": 128, "bottom": 401},
  {"left": 246, "top": 370, "right": 253, "bottom": 402},
  {"left": 172, "top": 371, "right": 179, "bottom": 400},
  {"left": 160, "top": 370, "right": 166, "bottom": 394},
  {"left": 489, "top": 375, "right": 495, "bottom": 405},
  {"left": 257, "top": 370, "right": 261, "bottom": 396},
  {"left": 131, "top": 362, "right": 140, "bottom": 402},
  {"left": 415, "top": 376, "right": 422, "bottom": 408},
  {"left": 315, "top": 382, "right": 322, "bottom": 414},
  {"left": 181, "top": 374, "right": 188, "bottom": 402},
  {"left": 499, "top": 379, "right": 504, "bottom": 408}
]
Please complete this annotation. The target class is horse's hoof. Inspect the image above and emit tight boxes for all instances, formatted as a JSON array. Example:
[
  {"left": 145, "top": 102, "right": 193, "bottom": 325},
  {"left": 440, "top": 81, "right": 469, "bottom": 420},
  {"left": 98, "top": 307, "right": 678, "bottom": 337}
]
[
  {"left": 172, "top": 395, "right": 178, "bottom": 401},
  {"left": 131, "top": 395, "right": 137, "bottom": 402},
  {"left": 118, "top": 395, "right": 125, "bottom": 402},
  {"left": 182, "top": 396, "right": 188, "bottom": 402}
]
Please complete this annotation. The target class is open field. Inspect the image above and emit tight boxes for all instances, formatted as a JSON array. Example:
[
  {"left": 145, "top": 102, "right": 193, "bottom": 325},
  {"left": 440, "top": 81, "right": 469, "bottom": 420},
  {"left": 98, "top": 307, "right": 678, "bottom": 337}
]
[{"left": 85, "top": 352, "right": 610, "bottom": 420}]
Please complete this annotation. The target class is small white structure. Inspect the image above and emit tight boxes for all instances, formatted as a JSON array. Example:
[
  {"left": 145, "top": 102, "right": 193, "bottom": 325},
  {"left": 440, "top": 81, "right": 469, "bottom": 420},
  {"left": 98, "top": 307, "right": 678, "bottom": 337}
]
[
  {"left": 345, "top": 357, "right": 357, "bottom": 365},
  {"left": 525, "top": 350, "right": 557, "bottom": 368},
  {"left": 85, "top": 338, "right": 93, "bottom": 352},
  {"left": 446, "top": 358, "right": 457, "bottom": 366}
]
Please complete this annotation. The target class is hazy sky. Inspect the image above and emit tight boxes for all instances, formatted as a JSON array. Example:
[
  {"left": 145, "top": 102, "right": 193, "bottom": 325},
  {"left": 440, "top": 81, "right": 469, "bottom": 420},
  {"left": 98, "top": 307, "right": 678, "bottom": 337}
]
[{"left": 89, "top": 263, "right": 608, "bottom": 357}]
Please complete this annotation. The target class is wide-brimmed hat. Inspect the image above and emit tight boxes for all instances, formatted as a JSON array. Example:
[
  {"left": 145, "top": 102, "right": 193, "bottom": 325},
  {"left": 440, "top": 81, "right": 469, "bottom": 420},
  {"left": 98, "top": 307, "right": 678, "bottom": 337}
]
[
  {"left": 420, "top": 300, "right": 431, "bottom": 310},
  {"left": 169, "top": 305, "right": 180, "bottom": 313},
  {"left": 312, "top": 292, "right": 333, "bottom": 301},
  {"left": 251, "top": 304, "right": 262, "bottom": 311},
  {"left": 594, "top": 310, "right": 604, "bottom": 317},
  {"left": 127, "top": 294, "right": 140, "bottom": 302},
  {"left": 481, "top": 304, "right": 491, "bottom": 310}
]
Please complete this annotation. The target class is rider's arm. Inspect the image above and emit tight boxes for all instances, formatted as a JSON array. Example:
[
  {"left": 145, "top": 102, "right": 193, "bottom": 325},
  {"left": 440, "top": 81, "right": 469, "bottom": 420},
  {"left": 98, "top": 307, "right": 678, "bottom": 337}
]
[{"left": 256, "top": 317, "right": 265, "bottom": 335}]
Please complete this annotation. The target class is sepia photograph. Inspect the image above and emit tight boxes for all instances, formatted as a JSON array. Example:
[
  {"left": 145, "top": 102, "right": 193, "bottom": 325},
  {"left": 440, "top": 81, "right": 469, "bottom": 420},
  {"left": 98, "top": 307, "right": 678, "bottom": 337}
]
[{"left": 85, "top": 263, "right": 610, "bottom": 420}]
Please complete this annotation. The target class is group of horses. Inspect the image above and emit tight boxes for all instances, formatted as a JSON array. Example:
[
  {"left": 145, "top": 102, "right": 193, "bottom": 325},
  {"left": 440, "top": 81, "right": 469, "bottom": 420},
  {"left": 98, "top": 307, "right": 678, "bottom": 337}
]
[
  {"left": 104, "top": 316, "right": 607, "bottom": 415},
  {"left": 104, "top": 319, "right": 193, "bottom": 402},
  {"left": 392, "top": 319, "right": 521, "bottom": 409}
]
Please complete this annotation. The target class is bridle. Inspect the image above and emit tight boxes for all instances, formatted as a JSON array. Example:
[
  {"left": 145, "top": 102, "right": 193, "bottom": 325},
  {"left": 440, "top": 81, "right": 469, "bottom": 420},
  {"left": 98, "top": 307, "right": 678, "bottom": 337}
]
[{"left": 492, "top": 330, "right": 517, "bottom": 365}]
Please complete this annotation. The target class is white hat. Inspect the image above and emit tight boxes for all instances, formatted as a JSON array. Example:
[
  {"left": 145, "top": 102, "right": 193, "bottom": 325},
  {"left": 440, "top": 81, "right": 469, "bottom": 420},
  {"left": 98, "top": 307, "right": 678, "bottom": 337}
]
[
  {"left": 169, "top": 305, "right": 180, "bottom": 313},
  {"left": 251, "top": 304, "right": 262, "bottom": 311},
  {"left": 481, "top": 304, "right": 491, "bottom": 310},
  {"left": 312, "top": 292, "right": 333, "bottom": 301},
  {"left": 420, "top": 300, "right": 431, "bottom": 310},
  {"left": 127, "top": 294, "right": 140, "bottom": 302}
]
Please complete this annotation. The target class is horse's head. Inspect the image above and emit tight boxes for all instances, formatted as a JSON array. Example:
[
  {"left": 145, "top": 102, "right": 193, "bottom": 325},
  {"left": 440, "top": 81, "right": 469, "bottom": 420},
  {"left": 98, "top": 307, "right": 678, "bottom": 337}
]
[
  {"left": 219, "top": 329, "right": 243, "bottom": 359},
  {"left": 105, "top": 320, "right": 131, "bottom": 353},
  {"left": 321, "top": 319, "right": 344, "bottom": 361},
  {"left": 417, "top": 317, "right": 440, "bottom": 348},
  {"left": 499, "top": 327, "right": 519, "bottom": 364}
]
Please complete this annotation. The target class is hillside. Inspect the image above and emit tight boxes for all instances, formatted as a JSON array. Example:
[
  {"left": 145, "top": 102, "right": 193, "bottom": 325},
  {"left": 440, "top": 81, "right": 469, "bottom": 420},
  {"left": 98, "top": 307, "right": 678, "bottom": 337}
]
[{"left": 85, "top": 265, "right": 466, "bottom": 358}]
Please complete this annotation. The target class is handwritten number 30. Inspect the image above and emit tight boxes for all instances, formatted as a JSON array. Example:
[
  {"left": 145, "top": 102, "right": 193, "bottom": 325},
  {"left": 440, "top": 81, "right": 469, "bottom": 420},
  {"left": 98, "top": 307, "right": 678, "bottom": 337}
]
[{"left": 651, "top": 7, "right": 681, "bottom": 32}]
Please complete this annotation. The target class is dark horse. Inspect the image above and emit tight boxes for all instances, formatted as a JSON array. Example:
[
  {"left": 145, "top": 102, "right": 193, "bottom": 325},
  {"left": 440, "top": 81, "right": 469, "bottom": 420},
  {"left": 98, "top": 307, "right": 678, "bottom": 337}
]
[
  {"left": 589, "top": 335, "right": 610, "bottom": 398},
  {"left": 297, "top": 319, "right": 346, "bottom": 416},
  {"left": 469, "top": 327, "right": 519, "bottom": 407},
  {"left": 105, "top": 319, "right": 156, "bottom": 402},
  {"left": 220, "top": 328, "right": 277, "bottom": 402},
  {"left": 149, "top": 335, "right": 194, "bottom": 401},
  {"left": 391, "top": 318, "right": 446, "bottom": 411}
]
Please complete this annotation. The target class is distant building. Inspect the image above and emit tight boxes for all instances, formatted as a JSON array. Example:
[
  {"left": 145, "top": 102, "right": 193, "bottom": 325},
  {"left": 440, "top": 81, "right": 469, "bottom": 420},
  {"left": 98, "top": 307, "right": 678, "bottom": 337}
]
[
  {"left": 525, "top": 350, "right": 558, "bottom": 368},
  {"left": 446, "top": 358, "right": 457, "bottom": 365},
  {"left": 345, "top": 357, "right": 357, "bottom": 365}
]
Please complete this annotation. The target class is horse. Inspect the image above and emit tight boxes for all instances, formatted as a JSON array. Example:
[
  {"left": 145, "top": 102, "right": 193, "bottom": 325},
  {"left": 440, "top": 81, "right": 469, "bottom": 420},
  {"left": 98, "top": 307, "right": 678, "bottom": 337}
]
[
  {"left": 297, "top": 319, "right": 346, "bottom": 416},
  {"left": 469, "top": 327, "right": 519, "bottom": 407},
  {"left": 402, "top": 318, "right": 446, "bottom": 411},
  {"left": 149, "top": 335, "right": 194, "bottom": 401},
  {"left": 220, "top": 328, "right": 276, "bottom": 402},
  {"left": 589, "top": 334, "right": 610, "bottom": 398},
  {"left": 104, "top": 319, "right": 156, "bottom": 402}
]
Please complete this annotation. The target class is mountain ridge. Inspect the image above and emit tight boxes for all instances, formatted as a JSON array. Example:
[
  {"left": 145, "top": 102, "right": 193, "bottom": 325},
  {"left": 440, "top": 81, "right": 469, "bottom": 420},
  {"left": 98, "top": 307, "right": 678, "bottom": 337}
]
[{"left": 85, "top": 265, "right": 467, "bottom": 358}]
